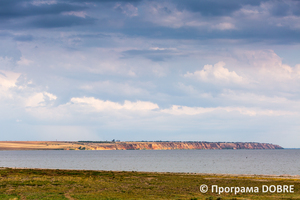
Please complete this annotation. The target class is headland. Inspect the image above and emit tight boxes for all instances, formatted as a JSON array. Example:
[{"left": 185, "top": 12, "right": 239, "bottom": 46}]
[{"left": 0, "top": 141, "right": 283, "bottom": 150}]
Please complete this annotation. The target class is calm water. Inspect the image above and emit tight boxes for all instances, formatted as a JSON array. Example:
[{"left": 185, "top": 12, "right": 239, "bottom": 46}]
[{"left": 0, "top": 149, "right": 299, "bottom": 175}]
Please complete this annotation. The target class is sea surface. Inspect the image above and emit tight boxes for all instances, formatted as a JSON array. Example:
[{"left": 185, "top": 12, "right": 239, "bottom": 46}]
[{"left": 0, "top": 149, "right": 299, "bottom": 175}]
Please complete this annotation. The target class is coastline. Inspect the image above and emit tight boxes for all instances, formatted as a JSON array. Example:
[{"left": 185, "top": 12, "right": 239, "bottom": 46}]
[
  {"left": 2, "top": 167, "right": 300, "bottom": 179},
  {"left": 0, "top": 141, "right": 283, "bottom": 150}
]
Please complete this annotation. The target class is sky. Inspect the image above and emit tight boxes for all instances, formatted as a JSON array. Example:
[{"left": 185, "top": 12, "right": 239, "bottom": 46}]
[{"left": 1, "top": 0, "right": 300, "bottom": 147}]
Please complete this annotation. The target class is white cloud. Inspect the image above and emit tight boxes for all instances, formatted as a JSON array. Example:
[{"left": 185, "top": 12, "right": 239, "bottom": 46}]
[
  {"left": 231, "top": 50, "right": 300, "bottom": 92},
  {"left": 149, "top": 47, "right": 177, "bottom": 51},
  {"left": 17, "top": 57, "right": 33, "bottom": 66},
  {"left": 295, "top": 64, "right": 300, "bottom": 77},
  {"left": 143, "top": 2, "right": 207, "bottom": 28},
  {"left": 26, "top": 93, "right": 44, "bottom": 107},
  {"left": 212, "top": 22, "right": 236, "bottom": 30},
  {"left": 24, "top": 97, "right": 161, "bottom": 124},
  {"left": 0, "top": 70, "right": 21, "bottom": 89},
  {"left": 142, "top": 2, "right": 238, "bottom": 31},
  {"left": 161, "top": 105, "right": 294, "bottom": 117},
  {"left": 80, "top": 81, "right": 150, "bottom": 96},
  {"left": 243, "top": 50, "right": 294, "bottom": 79},
  {"left": 44, "top": 92, "right": 57, "bottom": 101},
  {"left": 0, "top": 69, "right": 57, "bottom": 108},
  {"left": 220, "top": 89, "right": 300, "bottom": 108},
  {"left": 62, "top": 11, "right": 87, "bottom": 18},
  {"left": 25, "top": 92, "right": 57, "bottom": 107},
  {"left": 162, "top": 105, "right": 215, "bottom": 115},
  {"left": 184, "top": 61, "right": 244, "bottom": 84},
  {"left": 31, "top": 0, "right": 57, "bottom": 6},
  {"left": 115, "top": 3, "right": 138, "bottom": 17},
  {"left": 71, "top": 97, "right": 159, "bottom": 111}
]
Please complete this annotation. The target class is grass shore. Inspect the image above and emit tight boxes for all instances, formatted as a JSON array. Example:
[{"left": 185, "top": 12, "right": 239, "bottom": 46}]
[{"left": 0, "top": 168, "right": 299, "bottom": 200}]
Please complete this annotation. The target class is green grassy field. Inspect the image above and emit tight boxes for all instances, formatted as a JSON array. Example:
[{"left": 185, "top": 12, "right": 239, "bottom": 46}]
[{"left": 0, "top": 168, "right": 299, "bottom": 200}]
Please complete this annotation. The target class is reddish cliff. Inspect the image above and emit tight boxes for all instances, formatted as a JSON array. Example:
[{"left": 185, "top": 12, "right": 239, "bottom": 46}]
[
  {"left": 89, "top": 142, "right": 283, "bottom": 150},
  {"left": 0, "top": 141, "right": 283, "bottom": 150}
]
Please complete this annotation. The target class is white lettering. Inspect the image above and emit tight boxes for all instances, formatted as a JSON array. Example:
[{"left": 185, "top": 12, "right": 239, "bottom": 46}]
[
  {"left": 231, "top": 187, "right": 234, "bottom": 193},
  {"left": 210, "top": 184, "right": 294, "bottom": 194},
  {"left": 283, "top": 185, "right": 289, "bottom": 193},
  {"left": 262, "top": 185, "right": 268, "bottom": 193},
  {"left": 246, "top": 187, "right": 253, "bottom": 193},
  {"left": 234, "top": 187, "right": 240, "bottom": 195},
  {"left": 219, "top": 187, "right": 224, "bottom": 194},
  {"left": 277, "top": 185, "right": 282, "bottom": 193},
  {"left": 241, "top": 187, "right": 245, "bottom": 193},
  {"left": 290, "top": 185, "right": 294, "bottom": 193},
  {"left": 269, "top": 185, "right": 276, "bottom": 193},
  {"left": 225, "top": 187, "right": 230, "bottom": 193},
  {"left": 212, "top": 185, "right": 218, "bottom": 193}
]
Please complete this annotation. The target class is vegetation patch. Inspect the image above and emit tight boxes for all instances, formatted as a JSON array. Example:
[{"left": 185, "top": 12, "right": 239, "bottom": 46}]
[{"left": 0, "top": 168, "right": 299, "bottom": 199}]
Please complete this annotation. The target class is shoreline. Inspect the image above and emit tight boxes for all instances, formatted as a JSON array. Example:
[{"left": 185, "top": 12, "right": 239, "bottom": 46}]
[{"left": 2, "top": 167, "right": 299, "bottom": 179}]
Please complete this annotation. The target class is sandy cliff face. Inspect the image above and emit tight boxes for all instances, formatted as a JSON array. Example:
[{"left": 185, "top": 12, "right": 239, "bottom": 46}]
[
  {"left": 89, "top": 142, "right": 283, "bottom": 150},
  {"left": 0, "top": 141, "right": 283, "bottom": 150}
]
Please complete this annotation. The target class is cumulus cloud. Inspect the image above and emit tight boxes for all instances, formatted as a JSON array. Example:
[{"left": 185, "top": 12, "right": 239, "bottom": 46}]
[
  {"left": 24, "top": 95, "right": 296, "bottom": 126},
  {"left": 250, "top": 50, "right": 299, "bottom": 80},
  {"left": 0, "top": 68, "right": 57, "bottom": 111},
  {"left": 25, "top": 92, "right": 57, "bottom": 107},
  {"left": 230, "top": 50, "right": 300, "bottom": 93},
  {"left": 24, "top": 97, "right": 161, "bottom": 124},
  {"left": 0, "top": 70, "right": 20, "bottom": 90},
  {"left": 25, "top": 93, "right": 45, "bottom": 107},
  {"left": 184, "top": 61, "right": 244, "bottom": 84}
]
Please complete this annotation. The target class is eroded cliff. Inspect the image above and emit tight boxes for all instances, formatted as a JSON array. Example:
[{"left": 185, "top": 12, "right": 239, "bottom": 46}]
[
  {"left": 0, "top": 141, "right": 283, "bottom": 150},
  {"left": 83, "top": 141, "right": 283, "bottom": 150}
]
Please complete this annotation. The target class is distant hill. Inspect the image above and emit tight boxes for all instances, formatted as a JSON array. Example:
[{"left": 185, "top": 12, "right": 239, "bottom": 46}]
[{"left": 0, "top": 141, "right": 283, "bottom": 150}]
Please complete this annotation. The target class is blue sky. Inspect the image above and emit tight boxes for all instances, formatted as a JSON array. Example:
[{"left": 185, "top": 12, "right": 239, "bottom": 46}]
[{"left": 1, "top": 0, "right": 300, "bottom": 147}]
